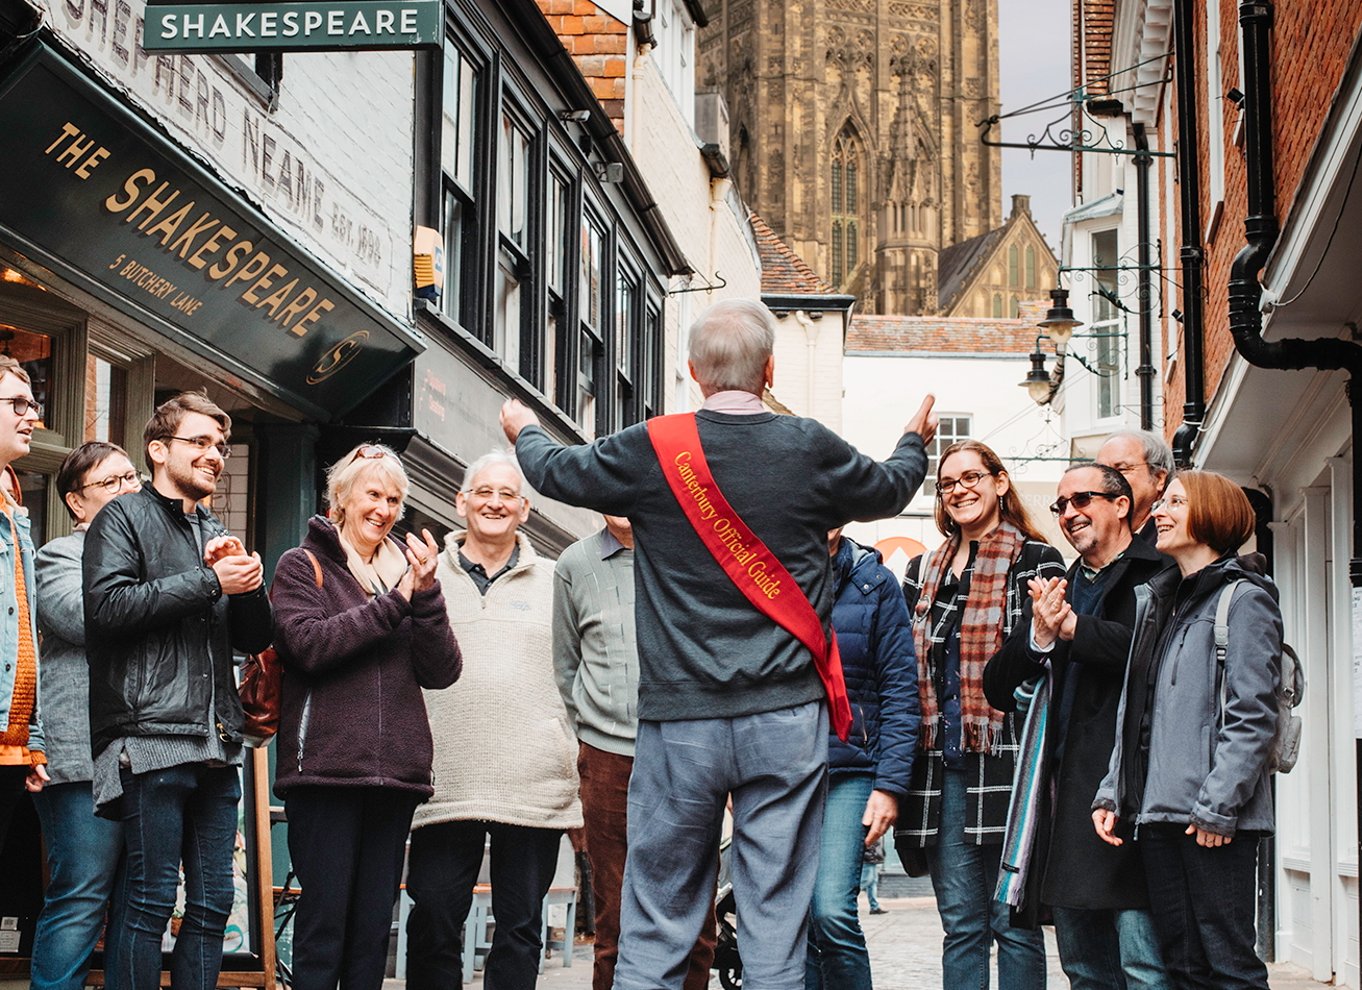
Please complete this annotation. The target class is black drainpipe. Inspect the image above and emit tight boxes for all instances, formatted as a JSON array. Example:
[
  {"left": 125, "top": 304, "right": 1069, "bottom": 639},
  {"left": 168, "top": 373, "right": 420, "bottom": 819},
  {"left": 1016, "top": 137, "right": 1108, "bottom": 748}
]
[
  {"left": 1171, "top": 0, "right": 1206, "bottom": 466},
  {"left": 1228, "top": 0, "right": 1362, "bottom": 962},
  {"left": 1133, "top": 123, "right": 1156, "bottom": 431}
]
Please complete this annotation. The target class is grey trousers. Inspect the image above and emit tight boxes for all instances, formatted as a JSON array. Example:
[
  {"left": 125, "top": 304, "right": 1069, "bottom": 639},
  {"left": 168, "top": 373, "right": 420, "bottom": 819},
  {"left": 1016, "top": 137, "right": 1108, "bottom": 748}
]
[{"left": 614, "top": 700, "right": 829, "bottom": 990}]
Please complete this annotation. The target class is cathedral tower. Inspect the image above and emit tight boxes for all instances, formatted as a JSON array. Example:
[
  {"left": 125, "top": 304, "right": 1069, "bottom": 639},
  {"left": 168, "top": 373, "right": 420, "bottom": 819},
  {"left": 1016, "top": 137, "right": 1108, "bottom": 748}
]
[{"left": 699, "top": 0, "right": 1003, "bottom": 314}]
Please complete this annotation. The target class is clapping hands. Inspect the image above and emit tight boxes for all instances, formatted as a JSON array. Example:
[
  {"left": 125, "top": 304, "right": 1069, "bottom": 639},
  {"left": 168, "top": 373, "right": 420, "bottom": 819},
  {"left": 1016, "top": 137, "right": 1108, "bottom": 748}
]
[{"left": 1027, "top": 576, "right": 1076, "bottom": 649}]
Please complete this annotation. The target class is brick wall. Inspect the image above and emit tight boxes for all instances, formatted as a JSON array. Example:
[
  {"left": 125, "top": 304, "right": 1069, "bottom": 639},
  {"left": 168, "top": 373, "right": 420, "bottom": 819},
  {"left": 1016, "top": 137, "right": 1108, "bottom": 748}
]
[
  {"left": 535, "top": 0, "right": 627, "bottom": 127},
  {"left": 1164, "top": 0, "right": 1362, "bottom": 435}
]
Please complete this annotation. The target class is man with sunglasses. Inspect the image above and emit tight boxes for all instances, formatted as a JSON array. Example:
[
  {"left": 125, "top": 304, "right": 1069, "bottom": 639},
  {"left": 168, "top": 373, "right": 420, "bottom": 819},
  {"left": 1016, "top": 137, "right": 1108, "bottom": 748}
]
[
  {"left": 984, "top": 463, "right": 1175, "bottom": 990},
  {"left": 83, "top": 391, "right": 272, "bottom": 990}
]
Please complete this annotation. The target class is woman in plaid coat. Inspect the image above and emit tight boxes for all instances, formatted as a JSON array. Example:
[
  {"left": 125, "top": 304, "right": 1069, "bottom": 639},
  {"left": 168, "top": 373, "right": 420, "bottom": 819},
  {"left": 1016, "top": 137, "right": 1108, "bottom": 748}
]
[{"left": 894, "top": 440, "right": 1064, "bottom": 989}]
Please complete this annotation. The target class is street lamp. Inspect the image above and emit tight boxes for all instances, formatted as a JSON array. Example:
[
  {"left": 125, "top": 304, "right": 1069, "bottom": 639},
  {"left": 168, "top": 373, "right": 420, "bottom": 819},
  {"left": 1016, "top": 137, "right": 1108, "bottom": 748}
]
[
  {"left": 1037, "top": 287, "right": 1083, "bottom": 349},
  {"left": 1020, "top": 334, "right": 1061, "bottom": 405}
]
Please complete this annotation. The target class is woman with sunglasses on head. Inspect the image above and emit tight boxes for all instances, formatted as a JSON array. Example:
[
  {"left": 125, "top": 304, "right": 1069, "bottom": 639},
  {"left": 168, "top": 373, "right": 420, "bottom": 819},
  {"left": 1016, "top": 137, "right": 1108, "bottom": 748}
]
[
  {"left": 29, "top": 443, "right": 140, "bottom": 990},
  {"left": 895, "top": 440, "right": 1064, "bottom": 989},
  {"left": 270, "top": 443, "right": 462, "bottom": 990},
  {"left": 1093, "top": 472, "right": 1281, "bottom": 989}
]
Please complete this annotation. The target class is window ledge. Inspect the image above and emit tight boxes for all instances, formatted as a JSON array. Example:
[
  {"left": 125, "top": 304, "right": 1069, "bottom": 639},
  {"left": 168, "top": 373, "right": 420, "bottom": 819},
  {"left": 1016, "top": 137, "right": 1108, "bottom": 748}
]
[{"left": 414, "top": 298, "right": 588, "bottom": 445}]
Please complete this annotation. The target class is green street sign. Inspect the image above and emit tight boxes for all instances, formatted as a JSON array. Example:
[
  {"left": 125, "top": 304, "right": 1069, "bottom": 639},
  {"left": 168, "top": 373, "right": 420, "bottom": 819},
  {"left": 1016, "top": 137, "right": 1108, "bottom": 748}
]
[{"left": 143, "top": 0, "right": 442, "bottom": 52}]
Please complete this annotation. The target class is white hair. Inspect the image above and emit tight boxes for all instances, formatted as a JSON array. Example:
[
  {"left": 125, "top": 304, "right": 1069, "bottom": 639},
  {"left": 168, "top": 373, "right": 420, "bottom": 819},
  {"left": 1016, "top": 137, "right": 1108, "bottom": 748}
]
[
  {"left": 462, "top": 449, "right": 524, "bottom": 492},
  {"left": 687, "top": 299, "right": 776, "bottom": 394}
]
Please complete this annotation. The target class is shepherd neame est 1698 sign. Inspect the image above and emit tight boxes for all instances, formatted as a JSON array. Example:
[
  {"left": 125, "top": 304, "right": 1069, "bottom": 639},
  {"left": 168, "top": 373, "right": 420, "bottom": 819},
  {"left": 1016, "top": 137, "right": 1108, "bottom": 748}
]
[{"left": 143, "top": 0, "right": 442, "bottom": 53}]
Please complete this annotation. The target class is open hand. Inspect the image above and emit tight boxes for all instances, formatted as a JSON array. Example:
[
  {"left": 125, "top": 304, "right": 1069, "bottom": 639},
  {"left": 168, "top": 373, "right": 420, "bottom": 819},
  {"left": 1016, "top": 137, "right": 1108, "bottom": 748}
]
[
  {"left": 500, "top": 399, "right": 540, "bottom": 444},
  {"left": 905, "top": 395, "right": 938, "bottom": 446},
  {"left": 403, "top": 529, "right": 440, "bottom": 595}
]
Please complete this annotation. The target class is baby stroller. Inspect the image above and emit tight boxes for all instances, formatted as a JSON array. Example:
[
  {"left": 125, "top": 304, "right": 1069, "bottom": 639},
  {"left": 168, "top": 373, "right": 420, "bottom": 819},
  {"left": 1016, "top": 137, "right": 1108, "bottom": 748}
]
[{"left": 712, "top": 837, "right": 742, "bottom": 989}]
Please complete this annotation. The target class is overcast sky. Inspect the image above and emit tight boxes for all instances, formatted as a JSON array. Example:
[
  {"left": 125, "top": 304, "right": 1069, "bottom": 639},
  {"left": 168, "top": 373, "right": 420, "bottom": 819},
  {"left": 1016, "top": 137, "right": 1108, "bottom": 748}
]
[{"left": 997, "top": 0, "right": 1073, "bottom": 250}]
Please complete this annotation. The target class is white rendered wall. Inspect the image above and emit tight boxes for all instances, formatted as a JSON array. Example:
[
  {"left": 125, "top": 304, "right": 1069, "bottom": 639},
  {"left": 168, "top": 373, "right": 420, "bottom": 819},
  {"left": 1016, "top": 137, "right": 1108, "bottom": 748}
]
[{"left": 842, "top": 350, "right": 1072, "bottom": 576}]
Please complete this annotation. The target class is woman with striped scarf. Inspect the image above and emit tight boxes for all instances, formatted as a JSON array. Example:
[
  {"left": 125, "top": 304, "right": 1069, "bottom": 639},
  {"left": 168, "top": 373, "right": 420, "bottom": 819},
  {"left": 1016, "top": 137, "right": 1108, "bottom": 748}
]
[{"left": 895, "top": 440, "right": 1065, "bottom": 989}]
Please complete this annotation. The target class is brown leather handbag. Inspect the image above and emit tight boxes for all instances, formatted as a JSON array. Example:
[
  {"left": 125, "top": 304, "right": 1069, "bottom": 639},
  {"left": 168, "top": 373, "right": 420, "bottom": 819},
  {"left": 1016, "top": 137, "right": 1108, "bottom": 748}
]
[{"left": 239, "top": 548, "right": 321, "bottom": 746}]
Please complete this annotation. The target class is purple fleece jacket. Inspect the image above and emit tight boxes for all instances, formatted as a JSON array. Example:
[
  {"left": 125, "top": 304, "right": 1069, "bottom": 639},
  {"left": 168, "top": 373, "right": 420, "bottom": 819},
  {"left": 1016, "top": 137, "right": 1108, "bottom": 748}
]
[{"left": 271, "top": 515, "right": 462, "bottom": 799}]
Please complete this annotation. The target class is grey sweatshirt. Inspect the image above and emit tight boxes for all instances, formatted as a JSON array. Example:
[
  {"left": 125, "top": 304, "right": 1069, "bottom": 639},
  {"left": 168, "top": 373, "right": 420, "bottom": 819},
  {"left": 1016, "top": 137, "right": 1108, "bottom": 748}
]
[{"left": 517, "top": 411, "right": 928, "bottom": 721}]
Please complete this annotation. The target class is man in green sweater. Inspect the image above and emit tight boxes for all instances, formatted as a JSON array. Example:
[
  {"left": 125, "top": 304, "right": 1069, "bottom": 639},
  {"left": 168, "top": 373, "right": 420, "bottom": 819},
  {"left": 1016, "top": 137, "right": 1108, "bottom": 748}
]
[{"left": 502, "top": 298, "right": 935, "bottom": 990}]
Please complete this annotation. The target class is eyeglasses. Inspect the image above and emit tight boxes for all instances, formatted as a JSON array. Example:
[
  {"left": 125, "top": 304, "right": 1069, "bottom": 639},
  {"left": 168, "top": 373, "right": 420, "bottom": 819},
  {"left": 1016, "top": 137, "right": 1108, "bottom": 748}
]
[
  {"left": 0, "top": 396, "right": 42, "bottom": 419},
  {"left": 350, "top": 444, "right": 390, "bottom": 463},
  {"left": 935, "top": 470, "right": 993, "bottom": 497},
  {"left": 1107, "top": 461, "right": 1148, "bottom": 477},
  {"left": 1151, "top": 495, "right": 1189, "bottom": 512},
  {"left": 167, "top": 435, "right": 232, "bottom": 459},
  {"left": 78, "top": 470, "right": 142, "bottom": 496},
  {"left": 1049, "top": 491, "right": 1119, "bottom": 515},
  {"left": 464, "top": 487, "right": 525, "bottom": 504}
]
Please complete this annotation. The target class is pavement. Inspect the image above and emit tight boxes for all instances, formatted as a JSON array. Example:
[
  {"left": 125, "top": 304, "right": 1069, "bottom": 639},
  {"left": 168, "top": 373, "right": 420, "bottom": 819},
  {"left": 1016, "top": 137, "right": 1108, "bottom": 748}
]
[{"left": 435, "top": 893, "right": 1331, "bottom": 989}]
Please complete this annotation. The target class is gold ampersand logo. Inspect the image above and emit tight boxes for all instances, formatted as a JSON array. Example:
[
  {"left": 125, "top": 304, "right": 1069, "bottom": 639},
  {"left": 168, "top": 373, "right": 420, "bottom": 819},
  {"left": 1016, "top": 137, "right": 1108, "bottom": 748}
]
[{"left": 307, "top": 330, "right": 369, "bottom": 384}]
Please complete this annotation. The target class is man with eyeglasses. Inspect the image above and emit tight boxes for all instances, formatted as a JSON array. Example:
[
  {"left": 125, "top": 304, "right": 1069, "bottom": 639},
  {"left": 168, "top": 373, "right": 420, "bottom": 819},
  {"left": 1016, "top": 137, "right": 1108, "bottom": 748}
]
[
  {"left": 406, "top": 449, "right": 581, "bottom": 990},
  {"left": 83, "top": 391, "right": 272, "bottom": 990},
  {"left": 984, "top": 463, "right": 1175, "bottom": 989},
  {"left": 1096, "top": 430, "right": 1174, "bottom": 542}
]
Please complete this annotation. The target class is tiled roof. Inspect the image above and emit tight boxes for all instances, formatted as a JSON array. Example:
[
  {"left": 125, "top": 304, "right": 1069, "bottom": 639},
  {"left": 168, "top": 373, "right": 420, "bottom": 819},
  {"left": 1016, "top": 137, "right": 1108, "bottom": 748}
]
[
  {"left": 536, "top": 0, "right": 628, "bottom": 129},
  {"left": 847, "top": 315, "right": 1042, "bottom": 355},
  {"left": 750, "top": 212, "right": 833, "bottom": 295},
  {"left": 936, "top": 226, "right": 1005, "bottom": 311}
]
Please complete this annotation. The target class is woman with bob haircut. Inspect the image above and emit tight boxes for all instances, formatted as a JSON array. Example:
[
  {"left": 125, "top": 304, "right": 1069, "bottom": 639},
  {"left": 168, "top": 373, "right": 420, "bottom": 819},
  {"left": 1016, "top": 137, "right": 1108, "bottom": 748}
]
[
  {"left": 895, "top": 439, "right": 1064, "bottom": 988},
  {"left": 270, "top": 443, "right": 462, "bottom": 990},
  {"left": 1094, "top": 470, "right": 1281, "bottom": 989}
]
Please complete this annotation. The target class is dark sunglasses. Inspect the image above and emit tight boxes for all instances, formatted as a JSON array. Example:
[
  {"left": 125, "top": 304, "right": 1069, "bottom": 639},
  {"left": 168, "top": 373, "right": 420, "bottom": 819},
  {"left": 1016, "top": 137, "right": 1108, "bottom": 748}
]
[{"left": 1049, "top": 491, "right": 1118, "bottom": 516}]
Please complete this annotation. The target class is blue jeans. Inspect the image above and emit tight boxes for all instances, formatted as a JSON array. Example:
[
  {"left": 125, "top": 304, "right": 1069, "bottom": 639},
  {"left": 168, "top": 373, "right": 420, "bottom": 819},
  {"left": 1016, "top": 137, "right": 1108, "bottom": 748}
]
[
  {"left": 860, "top": 862, "right": 881, "bottom": 911},
  {"left": 107, "top": 764, "right": 241, "bottom": 990},
  {"left": 805, "top": 773, "right": 873, "bottom": 990},
  {"left": 925, "top": 769, "right": 1047, "bottom": 990},
  {"left": 31, "top": 782, "right": 124, "bottom": 990},
  {"left": 617, "top": 702, "right": 828, "bottom": 990},
  {"left": 1052, "top": 905, "right": 1169, "bottom": 989}
]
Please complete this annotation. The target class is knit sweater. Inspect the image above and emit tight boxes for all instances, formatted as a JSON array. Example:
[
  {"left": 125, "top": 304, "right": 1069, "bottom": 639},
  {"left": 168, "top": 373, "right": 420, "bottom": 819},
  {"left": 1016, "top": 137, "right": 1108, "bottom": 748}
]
[
  {"left": 516, "top": 414, "right": 928, "bottom": 721},
  {"left": 415, "top": 530, "right": 583, "bottom": 830}
]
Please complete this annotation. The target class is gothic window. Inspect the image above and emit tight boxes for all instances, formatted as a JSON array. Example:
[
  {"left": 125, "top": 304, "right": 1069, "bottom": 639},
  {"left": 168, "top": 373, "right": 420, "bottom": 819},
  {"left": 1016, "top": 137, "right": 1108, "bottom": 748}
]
[
  {"left": 1008, "top": 244, "right": 1020, "bottom": 287},
  {"left": 1025, "top": 245, "right": 1037, "bottom": 290},
  {"left": 992, "top": 292, "right": 1003, "bottom": 318},
  {"left": 830, "top": 125, "right": 862, "bottom": 287}
]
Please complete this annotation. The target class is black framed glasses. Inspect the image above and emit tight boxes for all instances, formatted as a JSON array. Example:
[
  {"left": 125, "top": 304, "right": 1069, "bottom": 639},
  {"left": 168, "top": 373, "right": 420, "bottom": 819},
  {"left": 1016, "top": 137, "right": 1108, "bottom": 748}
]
[
  {"left": 935, "top": 470, "right": 993, "bottom": 497},
  {"left": 168, "top": 435, "right": 232, "bottom": 459},
  {"left": 78, "top": 470, "right": 142, "bottom": 496},
  {"left": 1049, "top": 491, "right": 1119, "bottom": 516},
  {"left": 0, "top": 396, "right": 42, "bottom": 419}
]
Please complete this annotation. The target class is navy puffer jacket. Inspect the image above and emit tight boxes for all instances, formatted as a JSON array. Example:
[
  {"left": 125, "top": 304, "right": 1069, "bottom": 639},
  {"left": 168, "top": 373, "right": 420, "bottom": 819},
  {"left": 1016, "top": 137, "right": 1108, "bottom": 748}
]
[{"left": 828, "top": 537, "right": 921, "bottom": 794}]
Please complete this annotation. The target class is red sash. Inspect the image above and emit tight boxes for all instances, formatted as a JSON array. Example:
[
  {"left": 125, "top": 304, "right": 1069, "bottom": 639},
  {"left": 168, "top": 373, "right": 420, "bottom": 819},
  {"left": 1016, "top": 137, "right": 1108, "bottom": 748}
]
[{"left": 647, "top": 413, "right": 853, "bottom": 741}]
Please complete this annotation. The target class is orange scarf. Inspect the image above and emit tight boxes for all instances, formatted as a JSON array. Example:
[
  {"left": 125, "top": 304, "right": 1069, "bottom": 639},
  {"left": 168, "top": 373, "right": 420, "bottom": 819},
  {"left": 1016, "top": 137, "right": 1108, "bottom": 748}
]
[{"left": 0, "top": 507, "right": 39, "bottom": 758}]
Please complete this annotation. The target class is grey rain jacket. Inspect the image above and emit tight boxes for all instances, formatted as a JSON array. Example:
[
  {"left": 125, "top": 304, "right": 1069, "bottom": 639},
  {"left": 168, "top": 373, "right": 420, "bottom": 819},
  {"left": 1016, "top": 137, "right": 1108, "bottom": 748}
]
[{"left": 1095, "top": 553, "right": 1281, "bottom": 837}]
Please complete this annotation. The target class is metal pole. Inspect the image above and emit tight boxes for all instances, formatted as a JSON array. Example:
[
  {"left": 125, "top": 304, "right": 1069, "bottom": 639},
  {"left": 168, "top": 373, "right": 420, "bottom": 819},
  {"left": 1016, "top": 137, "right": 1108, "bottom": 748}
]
[{"left": 1133, "top": 123, "right": 1155, "bottom": 431}]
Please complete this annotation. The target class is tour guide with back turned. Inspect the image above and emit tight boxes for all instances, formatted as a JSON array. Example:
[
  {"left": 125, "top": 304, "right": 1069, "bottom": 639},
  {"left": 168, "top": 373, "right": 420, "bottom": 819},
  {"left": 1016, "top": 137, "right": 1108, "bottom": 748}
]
[{"left": 501, "top": 298, "right": 937, "bottom": 990}]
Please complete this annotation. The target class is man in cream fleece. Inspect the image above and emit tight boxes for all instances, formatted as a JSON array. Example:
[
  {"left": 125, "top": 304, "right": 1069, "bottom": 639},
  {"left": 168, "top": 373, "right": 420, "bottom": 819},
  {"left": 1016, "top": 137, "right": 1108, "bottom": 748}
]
[{"left": 406, "top": 450, "right": 582, "bottom": 990}]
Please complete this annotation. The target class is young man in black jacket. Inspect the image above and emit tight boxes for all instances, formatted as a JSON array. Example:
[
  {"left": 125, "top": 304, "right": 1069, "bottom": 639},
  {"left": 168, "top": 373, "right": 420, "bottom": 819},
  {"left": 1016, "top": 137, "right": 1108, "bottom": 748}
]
[
  {"left": 984, "top": 463, "right": 1175, "bottom": 990},
  {"left": 84, "top": 392, "right": 272, "bottom": 990}
]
